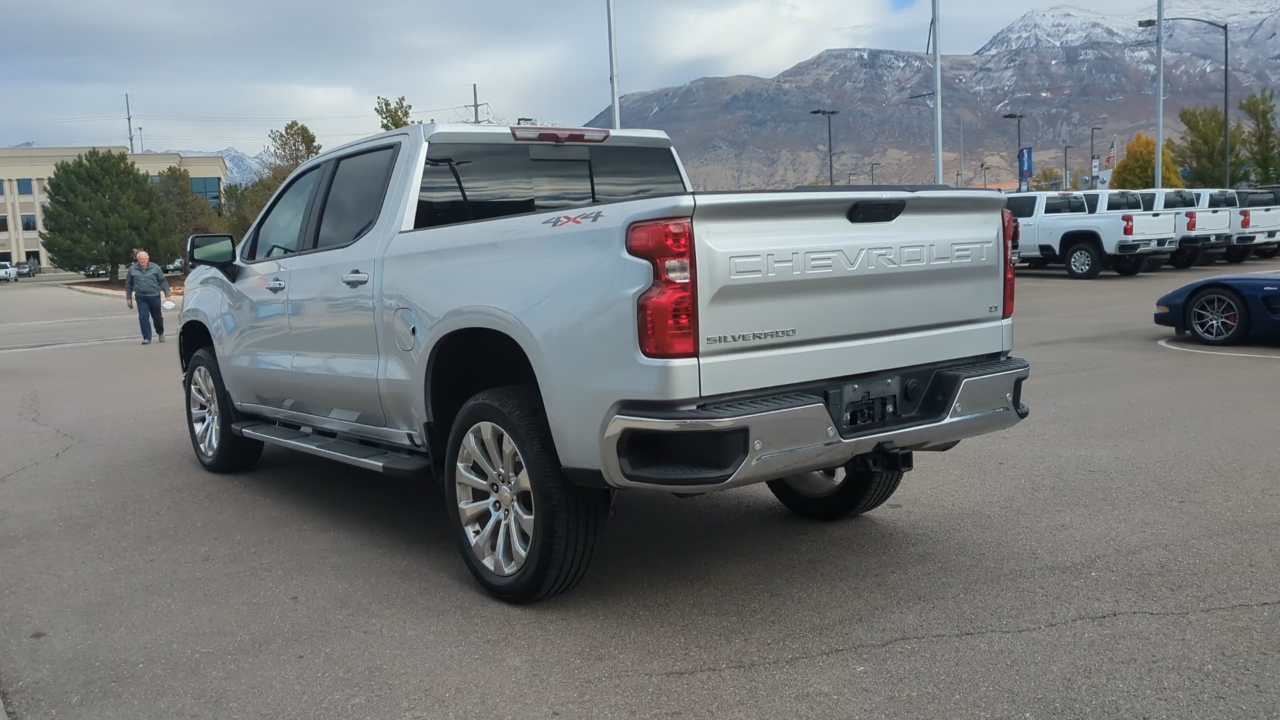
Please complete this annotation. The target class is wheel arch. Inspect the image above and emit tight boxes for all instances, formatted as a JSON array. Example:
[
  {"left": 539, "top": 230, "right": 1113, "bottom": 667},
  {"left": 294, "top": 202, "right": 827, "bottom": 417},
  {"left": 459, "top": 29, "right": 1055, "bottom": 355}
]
[{"left": 1060, "top": 230, "right": 1104, "bottom": 251}]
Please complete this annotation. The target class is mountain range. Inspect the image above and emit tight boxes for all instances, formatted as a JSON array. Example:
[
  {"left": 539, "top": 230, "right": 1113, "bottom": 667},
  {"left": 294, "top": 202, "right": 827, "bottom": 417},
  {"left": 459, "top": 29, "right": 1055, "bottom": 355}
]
[{"left": 586, "top": 1, "right": 1280, "bottom": 189}]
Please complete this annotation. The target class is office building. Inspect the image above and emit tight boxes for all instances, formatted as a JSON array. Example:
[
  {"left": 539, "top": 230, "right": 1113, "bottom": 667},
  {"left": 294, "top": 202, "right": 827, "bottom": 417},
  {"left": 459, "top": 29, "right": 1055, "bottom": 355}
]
[{"left": 0, "top": 147, "right": 227, "bottom": 267}]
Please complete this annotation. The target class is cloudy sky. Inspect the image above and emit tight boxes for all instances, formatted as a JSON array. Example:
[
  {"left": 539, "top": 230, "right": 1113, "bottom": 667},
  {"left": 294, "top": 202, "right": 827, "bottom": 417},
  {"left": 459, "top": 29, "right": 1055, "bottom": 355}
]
[{"left": 2, "top": 0, "right": 1151, "bottom": 155}]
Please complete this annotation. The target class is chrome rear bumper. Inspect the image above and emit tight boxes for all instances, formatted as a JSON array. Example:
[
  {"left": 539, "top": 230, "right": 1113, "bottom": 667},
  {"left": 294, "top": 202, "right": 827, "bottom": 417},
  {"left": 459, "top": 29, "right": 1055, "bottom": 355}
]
[{"left": 601, "top": 358, "right": 1030, "bottom": 493}]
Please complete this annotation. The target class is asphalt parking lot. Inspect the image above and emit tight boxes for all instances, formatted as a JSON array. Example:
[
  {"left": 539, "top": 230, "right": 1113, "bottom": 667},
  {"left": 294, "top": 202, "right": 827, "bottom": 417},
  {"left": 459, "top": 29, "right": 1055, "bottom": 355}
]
[{"left": 1, "top": 266, "right": 1278, "bottom": 720}]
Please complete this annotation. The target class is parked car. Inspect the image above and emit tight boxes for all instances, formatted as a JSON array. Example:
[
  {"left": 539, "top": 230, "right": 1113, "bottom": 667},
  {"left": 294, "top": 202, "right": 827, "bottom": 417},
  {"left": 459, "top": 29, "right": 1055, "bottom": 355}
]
[
  {"left": 1009, "top": 190, "right": 1175, "bottom": 278},
  {"left": 15, "top": 262, "right": 35, "bottom": 278},
  {"left": 1231, "top": 189, "right": 1280, "bottom": 261},
  {"left": 178, "top": 123, "right": 1031, "bottom": 603},
  {"left": 1135, "top": 189, "right": 1232, "bottom": 268},
  {"left": 1155, "top": 270, "right": 1280, "bottom": 345},
  {"left": 83, "top": 265, "right": 108, "bottom": 278},
  {"left": 0, "top": 262, "right": 17, "bottom": 282},
  {"left": 163, "top": 258, "right": 184, "bottom": 273}
]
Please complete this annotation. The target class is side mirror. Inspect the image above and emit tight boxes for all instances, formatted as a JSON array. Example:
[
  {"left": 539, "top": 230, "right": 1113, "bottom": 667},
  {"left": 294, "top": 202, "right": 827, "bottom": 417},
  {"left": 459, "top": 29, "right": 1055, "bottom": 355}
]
[{"left": 187, "top": 234, "right": 236, "bottom": 269}]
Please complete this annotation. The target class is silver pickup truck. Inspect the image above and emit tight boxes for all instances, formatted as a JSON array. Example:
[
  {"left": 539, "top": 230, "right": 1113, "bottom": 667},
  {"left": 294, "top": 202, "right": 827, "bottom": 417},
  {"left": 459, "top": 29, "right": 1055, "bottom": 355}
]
[{"left": 177, "top": 124, "right": 1030, "bottom": 602}]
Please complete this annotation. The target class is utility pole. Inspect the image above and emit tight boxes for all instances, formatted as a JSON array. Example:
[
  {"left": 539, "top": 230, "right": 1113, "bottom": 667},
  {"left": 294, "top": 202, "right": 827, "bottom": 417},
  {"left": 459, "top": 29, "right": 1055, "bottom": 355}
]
[
  {"left": 1090, "top": 126, "right": 1103, "bottom": 189},
  {"left": 473, "top": 84, "right": 480, "bottom": 124},
  {"left": 607, "top": 0, "right": 621, "bottom": 129},
  {"left": 981, "top": 162, "right": 988, "bottom": 188},
  {"left": 931, "top": 0, "right": 943, "bottom": 185},
  {"left": 126, "top": 94, "right": 135, "bottom": 153},
  {"left": 138, "top": 126, "right": 145, "bottom": 154},
  {"left": 848, "top": 172, "right": 857, "bottom": 185},
  {"left": 958, "top": 116, "right": 964, "bottom": 186},
  {"left": 810, "top": 109, "right": 839, "bottom": 185},
  {"left": 870, "top": 162, "right": 881, "bottom": 185},
  {"left": 1222, "top": 23, "right": 1230, "bottom": 188},
  {"left": 1155, "top": 0, "right": 1165, "bottom": 188}
]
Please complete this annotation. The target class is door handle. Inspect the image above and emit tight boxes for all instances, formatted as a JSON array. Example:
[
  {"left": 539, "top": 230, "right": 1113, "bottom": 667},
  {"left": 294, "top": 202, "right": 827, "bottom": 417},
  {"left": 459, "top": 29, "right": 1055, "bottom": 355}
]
[
  {"left": 265, "top": 278, "right": 286, "bottom": 294},
  {"left": 342, "top": 271, "right": 369, "bottom": 288}
]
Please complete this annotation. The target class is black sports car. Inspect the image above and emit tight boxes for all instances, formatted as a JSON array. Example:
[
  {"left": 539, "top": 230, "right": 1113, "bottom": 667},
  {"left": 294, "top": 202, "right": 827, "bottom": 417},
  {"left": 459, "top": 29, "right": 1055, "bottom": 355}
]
[{"left": 1155, "top": 271, "right": 1280, "bottom": 345}]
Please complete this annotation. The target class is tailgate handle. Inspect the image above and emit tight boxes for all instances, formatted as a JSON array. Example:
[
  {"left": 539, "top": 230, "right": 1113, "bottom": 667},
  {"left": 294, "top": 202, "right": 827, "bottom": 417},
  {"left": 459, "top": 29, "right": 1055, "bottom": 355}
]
[{"left": 847, "top": 200, "right": 906, "bottom": 224}]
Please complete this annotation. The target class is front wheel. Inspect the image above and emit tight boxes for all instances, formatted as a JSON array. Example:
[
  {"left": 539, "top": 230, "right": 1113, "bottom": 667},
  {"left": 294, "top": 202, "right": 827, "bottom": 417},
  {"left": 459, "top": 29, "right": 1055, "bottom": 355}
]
[
  {"left": 1064, "top": 243, "right": 1103, "bottom": 279},
  {"left": 767, "top": 465, "right": 903, "bottom": 521},
  {"left": 185, "top": 348, "right": 263, "bottom": 472},
  {"left": 1255, "top": 246, "right": 1279, "bottom": 260},
  {"left": 1186, "top": 288, "right": 1249, "bottom": 346},
  {"left": 445, "top": 387, "right": 609, "bottom": 603}
]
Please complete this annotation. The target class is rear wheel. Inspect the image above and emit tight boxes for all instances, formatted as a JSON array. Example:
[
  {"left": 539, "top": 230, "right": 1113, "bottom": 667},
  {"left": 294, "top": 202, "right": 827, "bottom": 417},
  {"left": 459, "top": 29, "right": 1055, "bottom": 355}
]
[
  {"left": 1224, "top": 247, "right": 1253, "bottom": 264},
  {"left": 1113, "top": 256, "right": 1145, "bottom": 276},
  {"left": 185, "top": 348, "right": 263, "bottom": 473},
  {"left": 767, "top": 465, "right": 903, "bottom": 521},
  {"left": 1186, "top": 288, "right": 1249, "bottom": 346},
  {"left": 444, "top": 387, "right": 609, "bottom": 603},
  {"left": 1169, "top": 249, "right": 1200, "bottom": 269},
  {"left": 1254, "top": 246, "right": 1279, "bottom": 260},
  {"left": 1064, "top": 243, "right": 1103, "bottom": 279}
]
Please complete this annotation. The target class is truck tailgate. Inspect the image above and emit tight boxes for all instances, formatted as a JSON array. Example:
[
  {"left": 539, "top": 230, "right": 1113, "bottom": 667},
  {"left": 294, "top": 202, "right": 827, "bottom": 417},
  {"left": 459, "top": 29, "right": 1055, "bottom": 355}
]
[
  {"left": 692, "top": 191, "right": 1009, "bottom": 397},
  {"left": 1130, "top": 211, "right": 1176, "bottom": 239},
  {"left": 1195, "top": 208, "right": 1231, "bottom": 233},
  {"left": 1249, "top": 207, "right": 1280, "bottom": 232}
]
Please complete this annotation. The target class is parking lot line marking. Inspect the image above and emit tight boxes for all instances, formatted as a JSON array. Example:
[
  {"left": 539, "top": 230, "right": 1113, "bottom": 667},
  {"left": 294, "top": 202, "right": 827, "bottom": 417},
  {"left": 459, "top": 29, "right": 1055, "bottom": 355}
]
[
  {"left": 0, "top": 337, "right": 137, "bottom": 354},
  {"left": 1157, "top": 338, "right": 1280, "bottom": 360}
]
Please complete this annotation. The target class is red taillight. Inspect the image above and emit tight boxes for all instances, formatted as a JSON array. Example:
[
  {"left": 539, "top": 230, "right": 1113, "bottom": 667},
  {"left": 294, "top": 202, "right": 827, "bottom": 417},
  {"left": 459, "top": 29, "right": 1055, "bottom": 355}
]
[
  {"left": 627, "top": 218, "right": 697, "bottom": 358},
  {"left": 1242, "top": 210, "right": 1251, "bottom": 228},
  {"left": 1001, "top": 208, "right": 1016, "bottom": 319},
  {"left": 1122, "top": 214, "right": 1134, "bottom": 236},
  {"left": 1186, "top": 211, "right": 1197, "bottom": 232},
  {"left": 510, "top": 126, "right": 610, "bottom": 143}
]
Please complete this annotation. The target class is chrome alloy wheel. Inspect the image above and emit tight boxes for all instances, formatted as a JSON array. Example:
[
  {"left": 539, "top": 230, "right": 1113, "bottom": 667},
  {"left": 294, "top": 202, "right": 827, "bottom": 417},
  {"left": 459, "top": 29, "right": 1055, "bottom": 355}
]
[
  {"left": 455, "top": 422, "right": 535, "bottom": 577},
  {"left": 785, "top": 467, "right": 846, "bottom": 498},
  {"left": 189, "top": 366, "right": 220, "bottom": 458},
  {"left": 1069, "top": 249, "right": 1093, "bottom": 275},
  {"left": 1191, "top": 294, "right": 1239, "bottom": 340}
]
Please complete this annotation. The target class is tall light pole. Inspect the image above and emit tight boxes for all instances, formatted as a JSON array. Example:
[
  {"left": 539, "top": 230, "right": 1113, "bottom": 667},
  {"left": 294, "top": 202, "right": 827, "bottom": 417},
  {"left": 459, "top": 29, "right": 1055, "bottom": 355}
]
[
  {"left": 1090, "top": 126, "right": 1103, "bottom": 189},
  {"left": 606, "top": 0, "right": 621, "bottom": 129},
  {"left": 980, "top": 162, "right": 988, "bottom": 188},
  {"left": 1003, "top": 113, "right": 1025, "bottom": 190},
  {"left": 1063, "top": 145, "right": 1073, "bottom": 190},
  {"left": 1142, "top": 0, "right": 1166, "bottom": 188},
  {"left": 930, "top": 0, "right": 943, "bottom": 185},
  {"left": 811, "top": 109, "right": 839, "bottom": 186},
  {"left": 870, "top": 162, "right": 881, "bottom": 185},
  {"left": 1141, "top": 16, "right": 1229, "bottom": 188}
]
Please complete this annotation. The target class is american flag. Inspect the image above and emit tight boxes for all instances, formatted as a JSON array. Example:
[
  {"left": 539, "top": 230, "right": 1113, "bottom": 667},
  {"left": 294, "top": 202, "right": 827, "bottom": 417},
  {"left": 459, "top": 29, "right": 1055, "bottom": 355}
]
[{"left": 1104, "top": 140, "right": 1116, "bottom": 169}]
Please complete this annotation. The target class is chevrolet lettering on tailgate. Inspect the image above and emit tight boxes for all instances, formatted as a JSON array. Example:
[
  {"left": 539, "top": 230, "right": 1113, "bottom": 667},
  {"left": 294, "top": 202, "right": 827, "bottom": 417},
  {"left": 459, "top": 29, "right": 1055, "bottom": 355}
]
[{"left": 728, "top": 241, "right": 996, "bottom": 280}]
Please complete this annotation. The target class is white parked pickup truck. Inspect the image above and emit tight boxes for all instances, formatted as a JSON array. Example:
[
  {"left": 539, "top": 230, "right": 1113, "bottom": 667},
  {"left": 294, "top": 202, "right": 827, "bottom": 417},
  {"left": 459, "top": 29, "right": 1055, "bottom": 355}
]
[
  {"left": 1229, "top": 189, "right": 1280, "bottom": 262},
  {"left": 1008, "top": 191, "right": 1175, "bottom": 279},
  {"left": 176, "top": 123, "right": 1030, "bottom": 602},
  {"left": 1137, "top": 189, "right": 1231, "bottom": 268}
]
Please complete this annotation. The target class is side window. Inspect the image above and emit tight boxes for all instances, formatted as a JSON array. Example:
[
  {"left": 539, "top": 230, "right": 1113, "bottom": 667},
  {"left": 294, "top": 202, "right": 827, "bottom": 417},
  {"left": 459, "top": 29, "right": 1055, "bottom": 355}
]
[
  {"left": 1083, "top": 194, "right": 1099, "bottom": 214},
  {"left": 1068, "top": 195, "right": 1086, "bottom": 213},
  {"left": 1005, "top": 196, "right": 1037, "bottom": 218},
  {"left": 314, "top": 146, "right": 398, "bottom": 250},
  {"left": 1044, "top": 196, "right": 1068, "bottom": 214},
  {"left": 416, "top": 144, "right": 536, "bottom": 229},
  {"left": 247, "top": 168, "right": 321, "bottom": 262},
  {"left": 1138, "top": 193, "right": 1155, "bottom": 211}
]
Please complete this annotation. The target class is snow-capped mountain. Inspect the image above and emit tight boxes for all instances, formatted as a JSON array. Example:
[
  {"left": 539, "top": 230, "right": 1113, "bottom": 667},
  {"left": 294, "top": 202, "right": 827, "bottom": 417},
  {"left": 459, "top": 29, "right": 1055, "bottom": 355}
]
[
  {"left": 586, "top": 3, "right": 1280, "bottom": 190},
  {"left": 167, "top": 148, "right": 270, "bottom": 187}
]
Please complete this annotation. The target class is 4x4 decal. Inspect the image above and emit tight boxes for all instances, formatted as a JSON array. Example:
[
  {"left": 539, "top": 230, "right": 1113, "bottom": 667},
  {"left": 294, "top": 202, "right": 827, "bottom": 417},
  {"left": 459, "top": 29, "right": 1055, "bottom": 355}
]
[{"left": 542, "top": 211, "right": 604, "bottom": 228}]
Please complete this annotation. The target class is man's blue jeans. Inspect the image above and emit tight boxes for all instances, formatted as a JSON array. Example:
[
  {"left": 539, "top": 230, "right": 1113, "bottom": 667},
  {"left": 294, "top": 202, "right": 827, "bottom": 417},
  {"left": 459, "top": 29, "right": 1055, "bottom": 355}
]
[{"left": 136, "top": 294, "right": 164, "bottom": 341}]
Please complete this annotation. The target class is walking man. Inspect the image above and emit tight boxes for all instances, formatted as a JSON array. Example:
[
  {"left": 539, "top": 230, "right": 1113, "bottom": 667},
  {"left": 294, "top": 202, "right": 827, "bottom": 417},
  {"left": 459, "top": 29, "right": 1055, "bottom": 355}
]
[{"left": 125, "top": 251, "right": 173, "bottom": 345}]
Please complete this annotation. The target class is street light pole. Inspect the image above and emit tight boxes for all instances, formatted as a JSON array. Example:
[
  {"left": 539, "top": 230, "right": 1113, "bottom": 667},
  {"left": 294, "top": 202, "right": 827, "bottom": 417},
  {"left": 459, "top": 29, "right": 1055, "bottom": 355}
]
[
  {"left": 810, "top": 109, "right": 839, "bottom": 185},
  {"left": 1003, "top": 113, "right": 1025, "bottom": 190},
  {"left": 981, "top": 162, "right": 988, "bottom": 188},
  {"left": 931, "top": 0, "right": 943, "bottom": 185},
  {"left": 870, "top": 162, "right": 881, "bottom": 185},
  {"left": 1140, "top": 16, "right": 1230, "bottom": 187},
  {"left": 606, "top": 0, "right": 621, "bottom": 129},
  {"left": 1063, "top": 145, "right": 1073, "bottom": 190},
  {"left": 1155, "top": 0, "right": 1165, "bottom": 188}
]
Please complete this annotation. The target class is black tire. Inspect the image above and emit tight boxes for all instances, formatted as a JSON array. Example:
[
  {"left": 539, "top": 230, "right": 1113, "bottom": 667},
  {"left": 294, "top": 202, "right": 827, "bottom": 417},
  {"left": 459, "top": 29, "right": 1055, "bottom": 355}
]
[
  {"left": 185, "top": 348, "right": 263, "bottom": 473},
  {"left": 767, "top": 465, "right": 903, "bottom": 521},
  {"left": 1064, "top": 243, "right": 1103, "bottom": 279},
  {"left": 444, "top": 386, "right": 609, "bottom": 603},
  {"left": 1185, "top": 287, "right": 1250, "bottom": 346},
  {"left": 1254, "top": 246, "right": 1279, "bottom": 260},
  {"left": 1224, "top": 246, "right": 1253, "bottom": 264},
  {"left": 1113, "top": 256, "right": 1145, "bottom": 276},
  {"left": 1026, "top": 258, "right": 1051, "bottom": 269},
  {"left": 1169, "top": 249, "right": 1200, "bottom": 269}
]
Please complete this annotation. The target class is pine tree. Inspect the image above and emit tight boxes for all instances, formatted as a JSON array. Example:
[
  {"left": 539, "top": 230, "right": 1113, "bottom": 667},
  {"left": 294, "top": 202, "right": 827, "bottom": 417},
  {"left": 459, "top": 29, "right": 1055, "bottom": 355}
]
[
  {"left": 40, "top": 149, "right": 167, "bottom": 282},
  {"left": 154, "top": 167, "right": 223, "bottom": 268}
]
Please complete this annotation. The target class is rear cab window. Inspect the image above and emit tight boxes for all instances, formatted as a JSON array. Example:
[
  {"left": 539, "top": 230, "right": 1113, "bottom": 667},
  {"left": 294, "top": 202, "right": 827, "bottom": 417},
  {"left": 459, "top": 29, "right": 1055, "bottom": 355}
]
[
  {"left": 1207, "top": 192, "right": 1238, "bottom": 208},
  {"left": 1005, "top": 196, "right": 1038, "bottom": 219},
  {"left": 1138, "top": 193, "right": 1156, "bottom": 211},
  {"left": 1082, "top": 193, "right": 1099, "bottom": 214},
  {"left": 1162, "top": 191, "right": 1196, "bottom": 209},
  {"left": 1043, "top": 195, "right": 1084, "bottom": 215},
  {"left": 413, "top": 142, "right": 687, "bottom": 230},
  {"left": 1241, "top": 191, "right": 1278, "bottom": 208}
]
